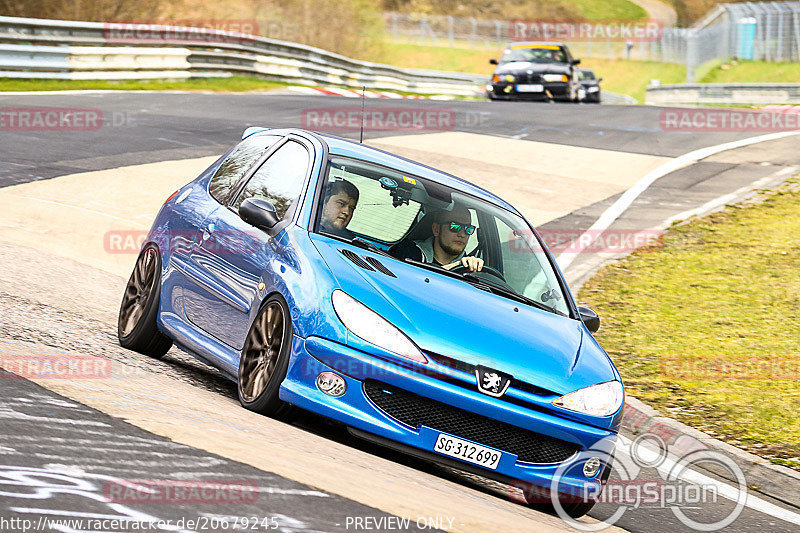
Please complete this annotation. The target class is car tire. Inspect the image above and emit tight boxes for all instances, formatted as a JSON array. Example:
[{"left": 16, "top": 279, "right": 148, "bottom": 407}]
[
  {"left": 237, "top": 294, "right": 294, "bottom": 417},
  {"left": 118, "top": 245, "right": 172, "bottom": 358}
]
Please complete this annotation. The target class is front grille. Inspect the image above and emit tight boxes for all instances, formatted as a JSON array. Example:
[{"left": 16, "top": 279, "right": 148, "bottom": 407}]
[
  {"left": 426, "top": 352, "right": 553, "bottom": 397},
  {"left": 363, "top": 380, "right": 580, "bottom": 464},
  {"left": 522, "top": 73, "right": 542, "bottom": 84}
]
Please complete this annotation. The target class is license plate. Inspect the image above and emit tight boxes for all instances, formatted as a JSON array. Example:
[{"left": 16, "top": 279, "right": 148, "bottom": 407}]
[
  {"left": 433, "top": 433, "right": 501, "bottom": 470},
  {"left": 516, "top": 84, "right": 543, "bottom": 92}
]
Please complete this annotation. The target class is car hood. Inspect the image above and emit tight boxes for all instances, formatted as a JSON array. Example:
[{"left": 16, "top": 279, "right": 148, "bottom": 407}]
[
  {"left": 495, "top": 62, "right": 571, "bottom": 76},
  {"left": 312, "top": 236, "right": 617, "bottom": 396}
]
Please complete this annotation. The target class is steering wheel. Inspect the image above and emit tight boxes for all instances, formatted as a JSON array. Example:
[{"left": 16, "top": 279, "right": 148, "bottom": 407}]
[{"left": 451, "top": 263, "right": 507, "bottom": 285}]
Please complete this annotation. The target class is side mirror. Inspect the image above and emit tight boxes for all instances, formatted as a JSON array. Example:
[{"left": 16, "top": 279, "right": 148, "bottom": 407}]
[
  {"left": 489, "top": 58, "right": 499, "bottom": 65},
  {"left": 577, "top": 305, "right": 600, "bottom": 333},
  {"left": 598, "top": 77, "right": 603, "bottom": 82},
  {"left": 239, "top": 197, "right": 280, "bottom": 236},
  {"left": 572, "top": 58, "right": 581, "bottom": 65}
]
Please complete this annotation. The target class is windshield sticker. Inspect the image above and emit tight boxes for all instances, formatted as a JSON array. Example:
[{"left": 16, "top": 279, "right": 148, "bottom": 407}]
[{"left": 402, "top": 176, "right": 417, "bottom": 185}]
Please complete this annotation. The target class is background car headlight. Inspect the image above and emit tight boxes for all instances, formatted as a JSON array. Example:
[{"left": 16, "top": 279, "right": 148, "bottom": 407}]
[
  {"left": 332, "top": 290, "right": 427, "bottom": 363},
  {"left": 543, "top": 74, "right": 569, "bottom": 83},
  {"left": 553, "top": 380, "right": 623, "bottom": 417},
  {"left": 588, "top": 86, "right": 600, "bottom": 93}
]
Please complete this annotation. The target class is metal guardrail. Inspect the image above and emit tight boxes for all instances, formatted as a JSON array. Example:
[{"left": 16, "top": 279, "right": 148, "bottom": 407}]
[
  {"left": 646, "top": 83, "right": 800, "bottom": 105},
  {"left": 0, "top": 15, "right": 638, "bottom": 104},
  {"left": 0, "top": 16, "right": 487, "bottom": 96}
]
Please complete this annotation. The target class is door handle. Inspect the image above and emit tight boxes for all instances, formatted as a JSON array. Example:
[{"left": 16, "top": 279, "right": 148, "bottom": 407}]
[{"left": 200, "top": 223, "right": 215, "bottom": 245}]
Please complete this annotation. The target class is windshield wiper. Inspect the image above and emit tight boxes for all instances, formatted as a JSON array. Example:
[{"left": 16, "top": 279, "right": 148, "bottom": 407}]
[
  {"left": 402, "top": 257, "right": 467, "bottom": 281},
  {"left": 460, "top": 273, "right": 566, "bottom": 316},
  {"left": 347, "top": 237, "right": 395, "bottom": 258},
  {"left": 403, "top": 258, "right": 565, "bottom": 316}
]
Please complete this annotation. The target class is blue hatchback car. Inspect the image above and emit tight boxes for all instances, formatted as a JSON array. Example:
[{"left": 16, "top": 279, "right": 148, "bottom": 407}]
[{"left": 118, "top": 127, "right": 624, "bottom": 518}]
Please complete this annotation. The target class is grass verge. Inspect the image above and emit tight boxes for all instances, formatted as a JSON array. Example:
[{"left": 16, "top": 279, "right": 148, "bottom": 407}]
[
  {"left": 579, "top": 179, "right": 800, "bottom": 465},
  {"left": 701, "top": 59, "right": 800, "bottom": 84}
]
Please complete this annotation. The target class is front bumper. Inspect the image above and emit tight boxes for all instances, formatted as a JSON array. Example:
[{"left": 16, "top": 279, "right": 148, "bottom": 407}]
[
  {"left": 280, "top": 335, "right": 618, "bottom": 497},
  {"left": 489, "top": 82, "right": 571, "bottom": 101}
]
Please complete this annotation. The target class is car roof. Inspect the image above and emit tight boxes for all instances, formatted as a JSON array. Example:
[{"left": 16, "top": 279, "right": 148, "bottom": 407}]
[
  {"left": 505, "top": 41, "right": 566, "bottom": 48},
  {"left": 247, "top": 128, "right": 520, "bottom": 215}
]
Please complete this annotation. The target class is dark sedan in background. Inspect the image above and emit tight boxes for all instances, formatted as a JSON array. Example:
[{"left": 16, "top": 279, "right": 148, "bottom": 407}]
[
  {"left": 578, "top": 68, "right": 602, "bottom": 103},
  {"left": 487, "top": 42, "right": 582, "bottom": 102}
]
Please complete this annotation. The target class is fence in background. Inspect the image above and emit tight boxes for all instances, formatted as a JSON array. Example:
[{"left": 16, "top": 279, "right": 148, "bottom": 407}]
[{"left": 386, "top": 2, "right": 800, "bottom": 82}]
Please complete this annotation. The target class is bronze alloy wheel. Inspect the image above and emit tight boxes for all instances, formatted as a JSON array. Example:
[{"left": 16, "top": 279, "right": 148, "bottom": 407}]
[
  {"left": 119, "top": 248, "right": 158, "bottom": 337},
  {"left": 238, "top": 301, "right": 285, "bottom": 403},
  {"left": 117, "top": 246, "right": 172, "bottom": 358}
]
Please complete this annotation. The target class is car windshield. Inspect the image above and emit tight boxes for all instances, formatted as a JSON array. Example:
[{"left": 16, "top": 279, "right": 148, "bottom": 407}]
[
  {"left": 580, "top": 70, "right": 596, "bottom": 80},
  {"left": 314, "top": 156, "right": 571, "bottom": 316},
  {"left": 501, "top": 46, "right": 566, "bottom": 64}
]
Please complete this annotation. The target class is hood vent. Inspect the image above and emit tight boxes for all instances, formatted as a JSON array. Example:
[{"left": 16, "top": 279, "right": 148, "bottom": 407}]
[
  {"left": 365, "top": 256, "right": 397, "bottom": 278},
  {"left": 339, "top": 249, "right": 396, "bottom": 278},
  {"left": 340, "top": 249, "right": 374, "bottom": 271}
]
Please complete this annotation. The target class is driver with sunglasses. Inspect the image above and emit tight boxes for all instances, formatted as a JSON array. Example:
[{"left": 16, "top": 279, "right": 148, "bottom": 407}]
[{"left": 391, "top": 205, "right": 484, "bottom": 272}]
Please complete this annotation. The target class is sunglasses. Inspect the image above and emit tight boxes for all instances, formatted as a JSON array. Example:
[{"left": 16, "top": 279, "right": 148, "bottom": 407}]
[{"left": 445, "top": 221, "right": 476, "bottom": 235}]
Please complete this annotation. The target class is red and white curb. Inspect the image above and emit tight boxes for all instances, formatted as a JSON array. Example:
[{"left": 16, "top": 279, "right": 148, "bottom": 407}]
[
  {"left": 761, "top": 104, "right": 800, "bottom": 113},
  {"left": 287, "top": 86, "right": 455, "bottom": 100}
]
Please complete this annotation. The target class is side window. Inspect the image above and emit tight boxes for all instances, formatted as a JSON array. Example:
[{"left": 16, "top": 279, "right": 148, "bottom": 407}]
[
  {"left": 232, "top": 140, "right": 310, "bottom": 218},
  {"left": 209, "top": 134, "right": 282, "bottom": 204}
]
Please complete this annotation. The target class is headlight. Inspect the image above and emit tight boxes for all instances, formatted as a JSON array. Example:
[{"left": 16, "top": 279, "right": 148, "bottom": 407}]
[
  {"left": 331, "top": 290, "right": 427, "bottom": 363},
  {"left": 588, "top": 86, "right": 600, "bottom": 92},
  {"left": 553, "top": 380, "right": 623, "bottom": 417},
  {"left": 543, "top": 74, "right": 569, "bottom": 83},
  {"left": 504, "top": 74, "right": 515, "bottom": 82}
]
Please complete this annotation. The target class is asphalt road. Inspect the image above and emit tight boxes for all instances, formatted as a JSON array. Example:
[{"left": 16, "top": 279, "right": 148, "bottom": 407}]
[
  {"left": 1, "top": 92, "right": 799, "bottom": 532},
  {"left": 0, "top": 370, "right": 416, "bottom": 533},
  {"left": 0, "top": 92, "right": 779, "bottom": 188}
]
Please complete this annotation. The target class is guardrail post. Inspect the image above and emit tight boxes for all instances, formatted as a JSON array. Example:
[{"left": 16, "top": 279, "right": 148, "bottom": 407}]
[
  {"left": 448, "top": 16, "right": 454, "bottom": 47},
  {"left": 470, "top": 17, "right": 477, "bottom": 48},
  {"left": 686, "top": 29, "right": 696, "bottom": 83}
]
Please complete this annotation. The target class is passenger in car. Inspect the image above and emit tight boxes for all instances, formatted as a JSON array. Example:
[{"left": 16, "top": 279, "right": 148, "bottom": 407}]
[
  {"left": 320, "top": 179, "right": 359, "bottom": 239},
  {"left": 390, "top": 205, "right": 484, "bottom": 272}
]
